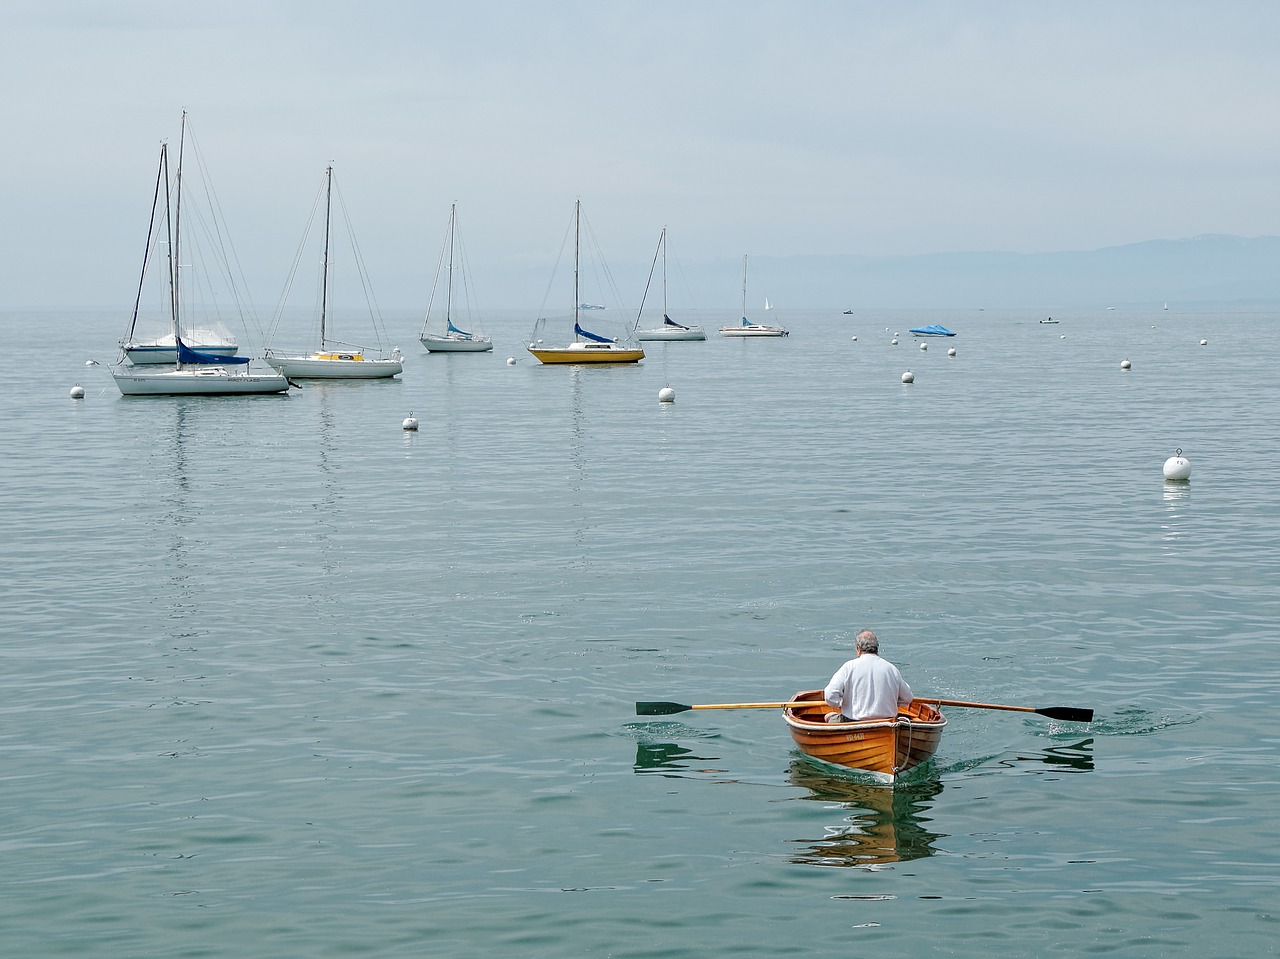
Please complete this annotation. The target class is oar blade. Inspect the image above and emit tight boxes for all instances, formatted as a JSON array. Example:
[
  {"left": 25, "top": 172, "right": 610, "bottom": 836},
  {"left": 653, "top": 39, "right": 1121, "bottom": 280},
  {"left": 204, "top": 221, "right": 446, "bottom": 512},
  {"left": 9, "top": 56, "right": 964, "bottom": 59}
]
[
  {"left": 635, "top": 701, "right": 692, "bottom": 716},
  {"left": 1036, "top": 706, "right": 1094, "bottom": 723}
]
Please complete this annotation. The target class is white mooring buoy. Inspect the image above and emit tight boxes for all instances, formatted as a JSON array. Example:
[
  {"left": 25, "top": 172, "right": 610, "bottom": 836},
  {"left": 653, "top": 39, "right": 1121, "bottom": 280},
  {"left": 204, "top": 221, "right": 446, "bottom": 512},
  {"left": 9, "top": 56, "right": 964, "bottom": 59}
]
[
  {"left": 1199, "top": 339, "right": 1207, "bottom": 346},
  {"left": 1120, "top": 358, "right": 1132, "bottom": 370},
  {"left": 506, "top": 356, "right": 516, "bottom": 365},
  {"left": 891, "top": 338, "right": 898, "bottom": 346},
  {"left": 919, "top": 342, "right": 928, "bottom": 351},
  {"left": 901, "top": 370, "right": 915, "bottom": 384},
  {"left": 1163, "top": 448, "right": 1191, "bottom": 481},
  {"left": 69, "top": 385, "right": 86, "bottom": 399},
  {"left": 947, "top": 347, "right": 956, "bottom": 357},
  {"left": 658, "top": 385, "right": 675, "bottom": 404},
  {"left": 850, "top": 335, "right": 857, "bottom": 343},
  {"left": 402, "top": 413, "right": 419, "bottom": 431}
]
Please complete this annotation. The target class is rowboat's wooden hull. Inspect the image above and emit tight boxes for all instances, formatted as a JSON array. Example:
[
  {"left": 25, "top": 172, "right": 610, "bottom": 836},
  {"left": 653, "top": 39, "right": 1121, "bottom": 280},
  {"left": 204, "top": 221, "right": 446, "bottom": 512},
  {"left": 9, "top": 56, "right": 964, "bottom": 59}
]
[{"left": 783, "top": 689, "right": 945, "bottom": 783}]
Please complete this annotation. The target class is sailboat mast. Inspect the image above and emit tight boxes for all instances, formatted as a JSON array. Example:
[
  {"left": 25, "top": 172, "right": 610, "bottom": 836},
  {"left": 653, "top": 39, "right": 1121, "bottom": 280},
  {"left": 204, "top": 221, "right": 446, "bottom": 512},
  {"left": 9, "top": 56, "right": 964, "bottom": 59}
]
[
  {"left": 660, "top": 227, "right": 668, "bottom": 317},
  {"left": 171, "top": 113, "right": 188, "bottom": 357},
  {"left": 741, "top": 254, "right": 748, "bottom": 323},
  {"left": 320, "top": 165, "right": 333, "bottom": 347},
  {"left": 573, "top": 199, "right": 581, "bottom": 338},
  {"left": 445, "top": 202, "right": 455, "bottom": 327}
]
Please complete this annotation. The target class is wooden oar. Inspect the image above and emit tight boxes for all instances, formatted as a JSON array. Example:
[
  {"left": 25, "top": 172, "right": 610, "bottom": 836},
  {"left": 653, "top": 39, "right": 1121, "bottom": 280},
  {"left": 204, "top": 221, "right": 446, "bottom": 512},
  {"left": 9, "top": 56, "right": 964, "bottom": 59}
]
[
  {"left": 636, "top": 700, "right": 826, "bottom": 716},
  {"left": 921, "top": 698, "right": 1093, "bottom": 723},
  {"left": 636, "top": 698, "right": 1093, "bottom": 722}
]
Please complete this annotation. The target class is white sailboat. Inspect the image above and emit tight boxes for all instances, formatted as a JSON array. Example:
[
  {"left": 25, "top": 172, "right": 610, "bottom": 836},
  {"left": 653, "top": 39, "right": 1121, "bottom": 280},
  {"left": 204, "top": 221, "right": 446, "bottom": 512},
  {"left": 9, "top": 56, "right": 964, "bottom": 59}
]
[
  {"left": 633, "top": 227, "right": 706, "bottom": 341},
  {"left": 112, "top": 115, "right": 290, "bottom": 396},
  {"left": 527, "top": 201, "right": 644, "bottom": 364},
  {"left": 719, "top": 256, "right": 788, "bottom": 337},
  {"left": 120, "top": 326, "right": 239, "bottom": 365},
  {"left": 418, "top": 203, "right": 493, "bottom": 353},
  {"left": 265, "top": 165, "right": 403, "bottom": 379}
]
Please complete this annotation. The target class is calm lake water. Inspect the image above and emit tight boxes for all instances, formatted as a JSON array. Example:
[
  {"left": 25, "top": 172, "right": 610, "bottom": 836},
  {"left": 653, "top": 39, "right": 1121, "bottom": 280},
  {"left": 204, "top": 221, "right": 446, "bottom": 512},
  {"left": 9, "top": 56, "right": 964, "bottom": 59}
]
[{"left": 3, "top": 306, "right": 1278, "bottom": 957}]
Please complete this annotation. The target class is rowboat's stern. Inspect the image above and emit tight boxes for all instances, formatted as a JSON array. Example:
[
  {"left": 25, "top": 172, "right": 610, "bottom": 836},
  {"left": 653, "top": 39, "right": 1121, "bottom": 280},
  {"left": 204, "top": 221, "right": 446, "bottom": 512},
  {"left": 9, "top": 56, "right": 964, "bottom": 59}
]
[{"left": 783, "top": 690, "right": 945, "bottom": 782}]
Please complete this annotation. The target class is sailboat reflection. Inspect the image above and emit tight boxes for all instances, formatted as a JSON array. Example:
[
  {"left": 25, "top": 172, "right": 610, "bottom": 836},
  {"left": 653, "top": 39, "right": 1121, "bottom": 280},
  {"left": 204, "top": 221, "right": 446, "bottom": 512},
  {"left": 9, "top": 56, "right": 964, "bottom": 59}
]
[{"left": 786, "top": 759, "right": 946, "bottom": 867}]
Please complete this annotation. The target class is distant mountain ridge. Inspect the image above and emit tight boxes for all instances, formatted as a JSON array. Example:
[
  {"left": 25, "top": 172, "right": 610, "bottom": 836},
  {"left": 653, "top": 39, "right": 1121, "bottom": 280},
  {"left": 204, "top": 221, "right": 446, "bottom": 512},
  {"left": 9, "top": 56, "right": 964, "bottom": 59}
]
[{"left": 745, "top": 234, "right": 1280, "bottom": 309}]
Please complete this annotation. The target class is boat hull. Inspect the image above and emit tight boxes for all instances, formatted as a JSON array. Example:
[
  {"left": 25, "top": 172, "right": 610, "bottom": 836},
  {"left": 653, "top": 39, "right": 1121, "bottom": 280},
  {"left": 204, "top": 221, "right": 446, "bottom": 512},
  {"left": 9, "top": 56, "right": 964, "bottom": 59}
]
[
  {"left": 122, "top": 330, "right": 240, "bottom": 365},
  {"left": 528, "top": 345, "right": 644, "bottom": 364},
  {"left": 124, "top": 344, "right": 240, "bottom": 364},
  {"left": 637, "top": 327, "right": 706, "bottom": 341},
  {"left": 420, "top": 334, "right": 494, "bottom": 353},
  {"left": 783, "top": 690, "right": 945, "bottom": 783},
  {"left": 112, "top": 367, "right": 290, "bottom": 396},
  {"left": 265, "top": 351, "right": 403, "bottom": 378},
  {"left": 719, "top": 325, "right": 788, "bottom": 337}
]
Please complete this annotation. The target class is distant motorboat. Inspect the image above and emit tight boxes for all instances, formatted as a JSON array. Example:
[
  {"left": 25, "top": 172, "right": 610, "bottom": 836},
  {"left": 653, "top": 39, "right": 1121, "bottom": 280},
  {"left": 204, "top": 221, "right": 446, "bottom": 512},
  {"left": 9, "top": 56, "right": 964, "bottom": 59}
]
[{"left": 1039, "top": 317, "right": 1059, "bottom": 324}]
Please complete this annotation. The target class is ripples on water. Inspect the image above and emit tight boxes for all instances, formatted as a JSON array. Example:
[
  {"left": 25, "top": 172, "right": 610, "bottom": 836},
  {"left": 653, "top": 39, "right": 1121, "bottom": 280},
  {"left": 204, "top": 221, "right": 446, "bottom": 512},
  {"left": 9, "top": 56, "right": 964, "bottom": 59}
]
[{"left": 3, "top": 308, "right": 1279, "bottom": 957}]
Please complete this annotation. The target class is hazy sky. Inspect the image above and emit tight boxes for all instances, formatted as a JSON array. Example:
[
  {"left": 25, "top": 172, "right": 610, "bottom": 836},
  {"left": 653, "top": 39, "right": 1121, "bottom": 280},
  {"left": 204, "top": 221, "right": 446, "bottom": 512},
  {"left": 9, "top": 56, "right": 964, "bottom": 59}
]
[{"left": 3, "top": 1, "right": 1278, "bottom": 308}]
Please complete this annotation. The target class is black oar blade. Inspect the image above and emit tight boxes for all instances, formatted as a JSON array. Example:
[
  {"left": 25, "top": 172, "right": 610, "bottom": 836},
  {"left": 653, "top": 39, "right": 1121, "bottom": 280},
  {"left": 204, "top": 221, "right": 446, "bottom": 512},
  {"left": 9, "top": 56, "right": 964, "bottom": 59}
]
[
  {"left": 635, "top": 701, "right": 692, "bottom": 716},
  {"left": 1036, "top": 706, "right": 1093, "bottom": 723}
]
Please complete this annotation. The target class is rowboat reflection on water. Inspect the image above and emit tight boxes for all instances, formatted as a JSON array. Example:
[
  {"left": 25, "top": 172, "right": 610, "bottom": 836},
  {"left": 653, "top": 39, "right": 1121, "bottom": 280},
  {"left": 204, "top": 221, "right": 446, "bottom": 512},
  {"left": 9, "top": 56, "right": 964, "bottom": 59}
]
[
  {"left": 787, "top": 760, "right": 945, "bottom": 867},
  {"left": 783, "top": 689, "right": 946, "bottom": 783}
]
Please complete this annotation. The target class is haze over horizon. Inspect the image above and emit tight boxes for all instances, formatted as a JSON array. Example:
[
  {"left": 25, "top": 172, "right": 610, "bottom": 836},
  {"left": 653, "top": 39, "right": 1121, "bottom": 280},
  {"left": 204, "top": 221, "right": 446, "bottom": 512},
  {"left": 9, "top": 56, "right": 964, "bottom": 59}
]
[{"left": 2, "top": 1, "right": 1277, "bottom": 311}]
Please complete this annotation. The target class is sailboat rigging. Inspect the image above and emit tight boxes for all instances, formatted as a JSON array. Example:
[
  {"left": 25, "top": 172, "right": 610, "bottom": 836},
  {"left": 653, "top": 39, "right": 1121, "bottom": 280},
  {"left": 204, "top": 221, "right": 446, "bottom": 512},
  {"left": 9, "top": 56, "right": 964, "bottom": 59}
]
[
  {"left": 265, "top": 165, "right": 403, "bottom": 378},
  {"left": 718, "top": 255, "right": 789, "bottom": 337},
  {"left": 527, "top": 200, "right": 644, "bottom": 364},
  {"left": 633, "top": 227, "right": 706, "bottom": 341},
  {"left": 418, "top": 203, "right": 493, "bottom": 353},
  {"left": 111, "top": 114, "right": 290, "bottom": 395}
]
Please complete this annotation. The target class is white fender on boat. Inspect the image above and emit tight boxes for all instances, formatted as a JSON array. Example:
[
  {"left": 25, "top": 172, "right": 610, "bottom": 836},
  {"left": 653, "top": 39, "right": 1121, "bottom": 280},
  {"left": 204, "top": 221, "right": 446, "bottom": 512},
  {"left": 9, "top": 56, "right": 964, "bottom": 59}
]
[{"left": 1163, "top": 449, "right": 1191, "bottom": 481}]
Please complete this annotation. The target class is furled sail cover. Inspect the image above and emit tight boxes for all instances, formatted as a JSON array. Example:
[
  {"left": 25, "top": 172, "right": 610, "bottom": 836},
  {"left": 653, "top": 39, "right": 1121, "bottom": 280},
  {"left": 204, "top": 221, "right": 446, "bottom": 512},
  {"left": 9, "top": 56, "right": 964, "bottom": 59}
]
[
  {"left": 177, "top": 337, "right": 251, "bottom": 364},
  {"left": 574, "top": 322, "right": 615, "bottom": 344},
  {"left": 446, "top": 319, "right": 473, "bottom": 337},
  {"left": 662, "top": 315, "right": 690, "bottom": 330}
]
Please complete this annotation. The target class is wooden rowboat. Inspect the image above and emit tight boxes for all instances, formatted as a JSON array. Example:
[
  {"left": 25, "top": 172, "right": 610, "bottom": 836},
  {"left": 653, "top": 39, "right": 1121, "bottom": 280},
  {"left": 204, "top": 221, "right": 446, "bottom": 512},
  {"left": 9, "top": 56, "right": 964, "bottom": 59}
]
[{"left": 782, "top": 689, "right": 946, "bottom": 783}]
